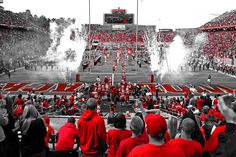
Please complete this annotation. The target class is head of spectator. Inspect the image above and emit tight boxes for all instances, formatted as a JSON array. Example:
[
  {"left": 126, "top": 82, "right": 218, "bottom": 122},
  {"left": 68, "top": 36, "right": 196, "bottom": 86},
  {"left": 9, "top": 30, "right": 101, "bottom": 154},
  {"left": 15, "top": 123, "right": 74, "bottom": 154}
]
[
  {"left": 130, "top": 116, "right": 144, "bottom": 137},
  {"left": 18, "top": 94, "right": 22, "bottom": 99},
  {"left": 114, "top": 113, "right": 126, "bottom": 129},
  {"left": 135, "top": 112, "right": 146, "bottom": 133},
  {"left": 86, "top": 98, "right": 97, "bottom": 111},
  {"left": 180, "top": 118, "right": 195, "bottom": 140},
  {"left": 21, "top": 105, "right": 41, "bottom": 135},
  {"left": 202, "top": 105, "right": 210, "bottom": 114},
  {"left": 145, "top": 114, "right": 167, "bottom": 143},
  {"left": 180, "top": 112, "right": 205, "bottom": 146},
  {"left": 67, "top": 117, "right": 75, "bottom": 124}
]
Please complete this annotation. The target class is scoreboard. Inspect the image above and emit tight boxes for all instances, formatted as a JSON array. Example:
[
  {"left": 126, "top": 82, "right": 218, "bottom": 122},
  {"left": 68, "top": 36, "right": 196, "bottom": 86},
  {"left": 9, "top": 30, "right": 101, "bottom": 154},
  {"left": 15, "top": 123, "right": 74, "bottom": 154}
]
[
  {"left": 104, "top": 14, "right": 134, "bottom": 24},
  {"left": 104, "top": 8, "right": 134, "bottom": 24}
]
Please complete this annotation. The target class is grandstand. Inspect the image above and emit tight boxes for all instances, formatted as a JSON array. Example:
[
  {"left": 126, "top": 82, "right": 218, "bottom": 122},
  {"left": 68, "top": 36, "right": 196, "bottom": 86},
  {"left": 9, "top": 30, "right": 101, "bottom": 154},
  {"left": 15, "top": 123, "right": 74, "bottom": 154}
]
[
  {"left": 0, "top": 8, "right": 235, "bottom": 86},
  {"left": 0, "top": 5, "right": 236, "bottom": 157}
]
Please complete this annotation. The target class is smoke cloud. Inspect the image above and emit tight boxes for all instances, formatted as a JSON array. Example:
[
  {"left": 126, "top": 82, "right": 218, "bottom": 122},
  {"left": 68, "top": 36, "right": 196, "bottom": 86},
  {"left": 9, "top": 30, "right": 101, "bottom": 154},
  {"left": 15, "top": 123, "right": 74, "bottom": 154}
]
[
  {"left": 145, "top": 30, "right": 209, "bottom": 82},
  {"left": 44, "top": 19, "right": 87, "bottom": 71}
]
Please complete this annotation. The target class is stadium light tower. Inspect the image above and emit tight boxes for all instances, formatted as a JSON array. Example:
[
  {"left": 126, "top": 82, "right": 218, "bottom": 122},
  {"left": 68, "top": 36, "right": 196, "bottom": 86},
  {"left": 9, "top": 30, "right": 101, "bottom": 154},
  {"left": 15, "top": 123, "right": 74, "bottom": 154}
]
[
  {"left": 88, "top": 0, "right": 91, "bottom": 72},
  {"left": 89, "top": 0, "right": 91, "bottom": 36},
  {"left": 135, "top": 0, "right": 139, "bottom": 71}
]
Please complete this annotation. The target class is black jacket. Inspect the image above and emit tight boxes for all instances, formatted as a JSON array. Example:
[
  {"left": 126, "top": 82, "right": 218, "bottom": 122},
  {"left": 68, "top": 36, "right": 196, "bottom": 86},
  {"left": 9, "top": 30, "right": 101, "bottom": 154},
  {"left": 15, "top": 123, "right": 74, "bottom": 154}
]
[
  {"left": 21, "top": 118, "right": 46, "bottom": 157},
  {"left": 213, "top": 123, "right": 236, "bottom": 157}
]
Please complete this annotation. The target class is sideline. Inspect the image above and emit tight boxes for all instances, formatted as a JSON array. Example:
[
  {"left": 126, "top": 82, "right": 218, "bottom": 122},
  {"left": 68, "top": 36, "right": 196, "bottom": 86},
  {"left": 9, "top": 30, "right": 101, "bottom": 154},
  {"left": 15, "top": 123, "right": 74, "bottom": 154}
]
[{"left": 0, "top": 67, "right": 24, "bottom": 77}]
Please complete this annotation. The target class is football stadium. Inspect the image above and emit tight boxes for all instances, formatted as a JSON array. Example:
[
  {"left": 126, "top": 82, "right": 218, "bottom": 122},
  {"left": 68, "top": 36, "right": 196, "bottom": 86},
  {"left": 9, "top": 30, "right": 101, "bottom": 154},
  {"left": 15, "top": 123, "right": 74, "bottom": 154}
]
[{"left": 0, "top": 0, "right": 236, "bottom": 156}]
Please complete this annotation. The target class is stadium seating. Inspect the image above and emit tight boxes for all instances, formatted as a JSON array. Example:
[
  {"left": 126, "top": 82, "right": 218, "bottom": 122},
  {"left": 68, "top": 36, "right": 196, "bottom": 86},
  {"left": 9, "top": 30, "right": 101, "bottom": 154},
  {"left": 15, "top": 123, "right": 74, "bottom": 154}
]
[{"left": 201, "top": 10, "right": 236, "bottom": 29}]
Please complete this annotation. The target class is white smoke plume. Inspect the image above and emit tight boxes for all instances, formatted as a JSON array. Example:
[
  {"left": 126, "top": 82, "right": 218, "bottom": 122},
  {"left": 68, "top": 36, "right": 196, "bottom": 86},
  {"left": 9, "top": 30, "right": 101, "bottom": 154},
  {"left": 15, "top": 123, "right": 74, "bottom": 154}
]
[
  {"left": 145, "top": 28, "right": 209, "bottom": 82},
  {"left": 44, "top": 19, "right": 87, "bottom": 71},
  {"left": 144, "top": 27, "right": 161, "bottom": 72},
  {"left": 191, "top": 32, "right": 209, "bottom": 54},
  {"left": 166, "top": 35, "right": 190, "bottom": 72}
]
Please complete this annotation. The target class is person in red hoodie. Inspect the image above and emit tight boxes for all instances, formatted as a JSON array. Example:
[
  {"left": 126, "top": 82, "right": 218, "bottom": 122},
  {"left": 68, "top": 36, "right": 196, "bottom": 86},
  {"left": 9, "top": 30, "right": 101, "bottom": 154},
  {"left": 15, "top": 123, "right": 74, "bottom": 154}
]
[
  {"left": 128, "top": 114, "right": 186, "bottom": 157},
  {"left": 107, "top": 113, "right": 132, "bottom": 157},
  {"left": 56, "top": 117, "right": 79, "bottom": 157},
  {"left": 15, "top": 94, "right": 25, "bottom": 106},
  {"left": 116, "top": 116, "right": 148, "bottom": 157},
  {"left": 196, "top": 96, "right": 205, "bottom": 110},
  {"left": 42, "top": 116, "right": 55, "bottom": 157},
  {"left": 168, "top": 118, "right": 203, "bottom": 157},
  {"left": 77, "top": 98, "right": 107, "bottom": 157}
]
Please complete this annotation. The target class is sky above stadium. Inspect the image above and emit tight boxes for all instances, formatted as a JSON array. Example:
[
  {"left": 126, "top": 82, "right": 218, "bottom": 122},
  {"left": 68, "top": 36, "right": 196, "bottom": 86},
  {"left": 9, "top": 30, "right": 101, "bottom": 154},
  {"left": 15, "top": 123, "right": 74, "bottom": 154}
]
[{"left": 2, "top": 0, "right": 236, "bottom": 29}]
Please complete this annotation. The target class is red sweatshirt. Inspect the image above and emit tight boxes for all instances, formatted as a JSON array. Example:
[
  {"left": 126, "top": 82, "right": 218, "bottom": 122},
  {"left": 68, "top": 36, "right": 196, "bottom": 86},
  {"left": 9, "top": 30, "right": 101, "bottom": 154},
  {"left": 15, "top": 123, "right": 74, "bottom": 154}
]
[
  {"left": 107, "top": 129, "right": 132, "bottom": 157},
  {"left": 56, "top": 123, "right": 78, "bottom": 151},
  {"left": 168, "top": 138, "right": 202, "bottom": 157},
  {"left": 15, "top": 97, "right": 24, "bottom": 106},
  {"left": 116, "top": 132, "right": 149, "bottom": 157},
  {"left": 128, "top": 143, "right": 186, "bottom": 157},
  {"left": 78, "top": 110, "right": 107, "bottom": 157},
  {"left": 196, "top": 99, "right": 205, "bottom": 110}
]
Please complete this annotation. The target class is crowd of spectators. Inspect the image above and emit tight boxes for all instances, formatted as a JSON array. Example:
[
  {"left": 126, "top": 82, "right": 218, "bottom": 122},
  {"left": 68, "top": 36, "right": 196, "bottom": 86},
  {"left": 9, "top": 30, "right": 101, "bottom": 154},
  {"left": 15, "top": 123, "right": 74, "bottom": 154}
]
[
  {"left": 203, "top": 31, "right": 236, "bottom": 58},
  {"left": 91, "top": 31, "right": 144, "bottom": 43},
  {"left": 156, "top": 31, "right": 176, "bottom": 43},
  {"left": 0, "top": 82, "right": 236, "bottom": 157},
  {"left": 0, "top": 9, "right": 52, "bottom": 74},
  {"left": 0, "top": 9, "right": 26, "bottom": 28},
  {"left": 201, "top": 10, "right": 236, "bottom": 29}
]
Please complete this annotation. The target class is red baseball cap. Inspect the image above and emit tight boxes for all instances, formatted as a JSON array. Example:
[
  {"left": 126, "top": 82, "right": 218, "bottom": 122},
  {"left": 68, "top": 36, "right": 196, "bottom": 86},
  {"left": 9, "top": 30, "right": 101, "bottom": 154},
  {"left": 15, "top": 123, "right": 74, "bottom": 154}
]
[{"left": 145, "top": 114, "right": 167, "bottom": 137}]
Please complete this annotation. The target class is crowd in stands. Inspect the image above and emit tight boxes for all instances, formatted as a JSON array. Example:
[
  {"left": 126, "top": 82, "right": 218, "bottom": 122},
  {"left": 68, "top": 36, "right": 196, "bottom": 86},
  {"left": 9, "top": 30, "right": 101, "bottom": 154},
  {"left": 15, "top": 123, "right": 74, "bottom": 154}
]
[
  {"left": 0, "top": 81, "right": 236, "bottom": 157},
  {"left": 201, "top": 10, "right": 236, "bottom": 29},
  {"left": 0, "top": 9, "right": 26, "bottom": 28},
  {"left": 203, "top": 31, "right": 236, "bottom": 58},
  {"left": 91, "top": 31, "right": 144, "bottom": 43},
  {"left": 156, "top": 31, "right": 176, "bottom": 43},
  {"left": 0, "top": 9, "right": 53, "bottom": 75},
  {"left": 1, "top": 8, "right": 236, "bottom": 157}
]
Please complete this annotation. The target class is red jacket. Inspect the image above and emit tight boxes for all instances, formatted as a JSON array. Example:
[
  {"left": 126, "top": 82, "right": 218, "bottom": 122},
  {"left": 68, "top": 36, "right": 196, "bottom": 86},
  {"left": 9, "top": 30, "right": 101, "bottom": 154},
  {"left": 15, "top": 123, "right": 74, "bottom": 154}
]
[
  {"left": 56, "top": 122, "right": 78, "bottom": 151},
  {"left": 168, "top": 138, "right": 203, "bottom": 157},
  {"left": 16, "top": 97, "right": 24, "bottom": 106},
  {"left": 14, "top": 104, "right": 24, "bottom": 117},
  {"left": 128, "top": 143, "right": 186, "bottom": 157},
  {"left": 78, "top": 110, "right": 107, "bottom": 157},
  {"left": 107, "top": 129, "right": 132, "bottom": 157},
  {"left": 196, "top": 99, "right": 205, "bottom": 110},
  {"left": 116, "top": 132, "right": 149, "bottom": 157}
]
